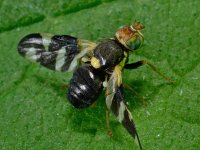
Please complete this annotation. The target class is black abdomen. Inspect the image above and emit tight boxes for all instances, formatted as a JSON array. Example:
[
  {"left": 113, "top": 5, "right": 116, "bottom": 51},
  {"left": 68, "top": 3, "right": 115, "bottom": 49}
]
[{"left": 68, "top": 64, "right": 104, "bottom": 108}]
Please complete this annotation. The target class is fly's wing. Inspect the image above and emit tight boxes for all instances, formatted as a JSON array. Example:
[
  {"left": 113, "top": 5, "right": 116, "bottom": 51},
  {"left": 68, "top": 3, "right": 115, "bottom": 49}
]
[
  {"left": 106, "top": 66, "right": 142, "bottom": 150},
  {"left": 17, "top": 33, "right": 96, "bottom": 72}
]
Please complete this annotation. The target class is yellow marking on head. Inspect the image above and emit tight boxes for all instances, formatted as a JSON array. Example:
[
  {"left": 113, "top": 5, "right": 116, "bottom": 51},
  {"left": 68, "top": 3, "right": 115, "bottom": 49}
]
[{"left": 91, "top": 57, "right": 101, "bottom": 69}]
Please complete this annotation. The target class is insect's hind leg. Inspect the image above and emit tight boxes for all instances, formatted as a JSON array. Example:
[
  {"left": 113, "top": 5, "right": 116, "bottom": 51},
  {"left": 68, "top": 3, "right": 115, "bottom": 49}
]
[
  {"left": 123, "top": 83, "right": 147, "bottom": 106},
  {"left": 105, "top": 106, "right": 113, "bottom": 137},
  {"left": 125, "top": 60, "right": 173, "bottom": 82}
]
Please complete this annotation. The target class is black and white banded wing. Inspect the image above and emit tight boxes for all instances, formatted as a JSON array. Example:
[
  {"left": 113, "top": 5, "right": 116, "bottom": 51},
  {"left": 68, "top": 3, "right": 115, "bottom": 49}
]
[
  {"left": 17, "top": 33, "right": 96, "bottom": 72},
  {"left": 106, "top": 68, "right": 142, "bottom": 150}
]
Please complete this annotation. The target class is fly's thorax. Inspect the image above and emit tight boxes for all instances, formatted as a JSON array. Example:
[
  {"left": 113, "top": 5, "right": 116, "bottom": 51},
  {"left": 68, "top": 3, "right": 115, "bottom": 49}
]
[{"left": 91, "top": 39, "right": 125, "bottom": 71}]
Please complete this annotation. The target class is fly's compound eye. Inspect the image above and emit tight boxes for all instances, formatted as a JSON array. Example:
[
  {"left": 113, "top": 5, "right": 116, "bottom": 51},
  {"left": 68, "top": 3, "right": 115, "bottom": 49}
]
[
  {"left": 125, "top": 33, "right": 143, "bottom": 50},
  {"left": 115, "top": 22, "right": 144, "bottom": 51}
]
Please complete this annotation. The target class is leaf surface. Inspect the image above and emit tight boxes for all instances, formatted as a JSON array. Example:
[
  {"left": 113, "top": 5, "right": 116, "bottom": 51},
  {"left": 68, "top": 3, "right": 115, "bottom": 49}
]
[{"left": 0, "top": 0, "right": 200, "bottom": 149}]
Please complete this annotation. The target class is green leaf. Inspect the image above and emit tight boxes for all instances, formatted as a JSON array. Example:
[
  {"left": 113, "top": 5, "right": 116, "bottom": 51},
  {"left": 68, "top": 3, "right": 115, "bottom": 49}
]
[{"left": 0, "top": 0, "right": 200, "bottom": 149}]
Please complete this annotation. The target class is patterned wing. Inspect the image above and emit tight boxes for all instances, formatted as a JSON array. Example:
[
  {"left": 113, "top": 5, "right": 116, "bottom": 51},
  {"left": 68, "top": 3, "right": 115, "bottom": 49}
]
[
  {"left": 17, "top": 33, "right": 96, "bottom": 72},
  {"left": 106, "top": 66, "right": 142, "bottom": 150}
]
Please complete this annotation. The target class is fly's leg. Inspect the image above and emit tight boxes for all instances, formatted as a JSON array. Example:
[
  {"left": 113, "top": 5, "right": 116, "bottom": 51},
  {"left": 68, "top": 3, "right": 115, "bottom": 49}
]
[
  {"left": 125, "top": 60, "right": 173, "bottom": 82},
  {"left": 90, "top": 101, "right": 97, "bottom": 108},
  {"left": 105, "top": 106, "right": 113, "bottom": 137},
  {"left": 61, "top": 84, "right": 69, "bottom": 90},
  {"left": 123, "top": 83, "right": 147, "bottom": 106}
]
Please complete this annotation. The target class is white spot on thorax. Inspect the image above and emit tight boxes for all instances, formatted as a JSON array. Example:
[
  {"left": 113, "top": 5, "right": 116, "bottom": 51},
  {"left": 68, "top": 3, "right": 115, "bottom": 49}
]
[
  {"left": 80, "top": 84, "right": 87, "bottom": 90},
  {"left": 89, "top": 71, "right": 94, "bottom": 79},
  {"left": 100, "top": 57, "right": 106, "bottom": 66}
]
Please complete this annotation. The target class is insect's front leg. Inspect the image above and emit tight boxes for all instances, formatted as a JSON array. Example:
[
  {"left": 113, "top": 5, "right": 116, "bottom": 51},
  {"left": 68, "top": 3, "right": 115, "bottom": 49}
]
[{"left": 125, "top": 60, "right": 173, "bottom": 82}]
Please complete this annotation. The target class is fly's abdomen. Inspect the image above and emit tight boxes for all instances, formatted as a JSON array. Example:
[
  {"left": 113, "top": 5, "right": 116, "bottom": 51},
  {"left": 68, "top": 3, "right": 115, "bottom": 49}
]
[{"left": 68, "top": 64, "right": 104, "bottom": 108}]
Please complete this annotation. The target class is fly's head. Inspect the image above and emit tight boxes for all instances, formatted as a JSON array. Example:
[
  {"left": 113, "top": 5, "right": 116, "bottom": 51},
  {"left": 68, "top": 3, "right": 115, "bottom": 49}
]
[{"left": 115, "top": 22, "right": 144, "bottom": 51}]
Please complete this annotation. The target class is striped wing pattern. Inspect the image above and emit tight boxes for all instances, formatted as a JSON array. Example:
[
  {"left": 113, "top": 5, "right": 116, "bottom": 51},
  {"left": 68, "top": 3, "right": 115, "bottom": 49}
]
[
  {"left": 106, "top": 69, "right": 142, "bottom": 150},
  {"left": 17, "top": 33, "right": 96, "bottom": 72}
]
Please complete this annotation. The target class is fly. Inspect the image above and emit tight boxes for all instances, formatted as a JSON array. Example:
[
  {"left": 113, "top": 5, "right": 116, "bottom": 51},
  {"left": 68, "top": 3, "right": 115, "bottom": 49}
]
[{"left": 17, "top": 22, "right": 171, "bottom": 150}]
